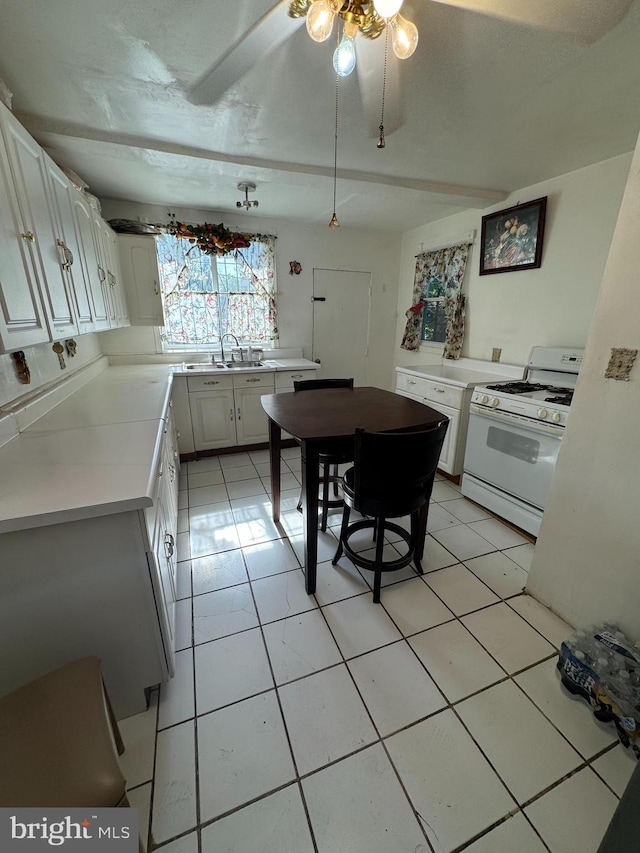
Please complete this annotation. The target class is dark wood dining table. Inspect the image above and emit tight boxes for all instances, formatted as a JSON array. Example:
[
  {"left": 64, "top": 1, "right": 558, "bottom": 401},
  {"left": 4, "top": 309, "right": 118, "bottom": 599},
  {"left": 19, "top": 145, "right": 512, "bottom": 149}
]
[{"left": 261, "top": 386, "right": 446, "bottom": 595}]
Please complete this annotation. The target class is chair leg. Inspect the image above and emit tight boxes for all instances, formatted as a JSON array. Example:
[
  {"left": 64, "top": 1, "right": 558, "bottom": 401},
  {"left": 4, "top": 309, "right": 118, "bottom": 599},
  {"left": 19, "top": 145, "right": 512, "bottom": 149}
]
[
  {"left": 412, "top": 505, "right": 428, "bottom": 574},
  {"left": 320, "top": 463, "right": 331, "bottom": 532},
  {"left": 373, "top": 516, "right": 385, "bottom": 603},
  {"left": 332, "top": 504, "right": 351, "bottom": 564},
  {"left": 332, "top": 463, "right": 340, "bottom": 497}
]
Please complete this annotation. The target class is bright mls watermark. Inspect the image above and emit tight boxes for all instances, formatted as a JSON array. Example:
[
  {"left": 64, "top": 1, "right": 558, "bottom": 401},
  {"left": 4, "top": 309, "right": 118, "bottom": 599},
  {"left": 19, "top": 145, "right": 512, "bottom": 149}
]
[{"left": 1, "top": 809, "right": 138, "bottom": 851}]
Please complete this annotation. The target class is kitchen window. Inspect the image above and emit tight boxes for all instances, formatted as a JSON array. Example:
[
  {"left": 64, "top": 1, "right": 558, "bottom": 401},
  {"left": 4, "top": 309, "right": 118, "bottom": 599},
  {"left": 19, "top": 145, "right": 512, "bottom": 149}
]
[
  {"left": 156, "top": 233, "right": 278, "bottom": 351},
  {"left": 420, "top": 279, "right": 448, "bottom": 345}
]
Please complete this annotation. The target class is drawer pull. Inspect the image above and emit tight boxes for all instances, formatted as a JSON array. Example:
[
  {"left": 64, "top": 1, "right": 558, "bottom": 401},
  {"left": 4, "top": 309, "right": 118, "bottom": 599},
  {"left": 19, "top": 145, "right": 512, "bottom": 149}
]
[
  {"left": 434, "top": 387, "right": 445, "bottom": 393},
  {"left": 407, "top": 379, "right": 416, "bottom": 385},
  {"left": 246, "top": 377, "right": 261, "bottom": 383},
  {"left": 164, "top": 533, "right": 175, "bottom": 558},
  {"left": 204, "top": 380, "right": 220, "bottom": 385},
  {"left": 291, "top": 373, "right": 303, "bottom": 379}
]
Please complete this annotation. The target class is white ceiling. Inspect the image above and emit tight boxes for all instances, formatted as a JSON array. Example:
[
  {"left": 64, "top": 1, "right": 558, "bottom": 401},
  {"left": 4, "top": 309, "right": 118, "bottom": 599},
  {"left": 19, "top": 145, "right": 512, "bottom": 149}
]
[{"left": 1, "top": 0, "right": 640, "bottom": 231}]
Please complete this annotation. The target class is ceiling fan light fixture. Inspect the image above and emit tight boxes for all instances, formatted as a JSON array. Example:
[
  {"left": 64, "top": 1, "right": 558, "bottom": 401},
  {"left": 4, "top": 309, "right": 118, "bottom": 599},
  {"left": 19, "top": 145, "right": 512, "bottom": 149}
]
[
  {"left": 306, "top": 0, "right": 336, "bottom": 41},
  {"left": 372, "top": 0, "right": 403, "bottom": 19},
  {"left": 390, "top": 13, "right": 419, "bottom": 59},
  {"left": 236, "top": 181, "right": 259, "bottom": 211}
]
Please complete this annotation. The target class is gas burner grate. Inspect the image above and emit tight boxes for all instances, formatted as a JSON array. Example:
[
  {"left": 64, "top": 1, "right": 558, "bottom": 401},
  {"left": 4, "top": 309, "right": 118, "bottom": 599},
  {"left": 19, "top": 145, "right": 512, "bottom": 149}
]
[
  {"left": 484, "top": 381, "right": 548, "bottom": 394},
  {"left": 545, "top": 394, "right": 574, "bottom": 405}
]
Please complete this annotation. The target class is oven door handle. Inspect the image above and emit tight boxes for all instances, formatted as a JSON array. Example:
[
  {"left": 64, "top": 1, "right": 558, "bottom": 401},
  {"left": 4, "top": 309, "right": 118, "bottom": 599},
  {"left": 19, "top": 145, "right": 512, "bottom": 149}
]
[{"left": 469, "top": 403, "right": 565, "bottom": 436}]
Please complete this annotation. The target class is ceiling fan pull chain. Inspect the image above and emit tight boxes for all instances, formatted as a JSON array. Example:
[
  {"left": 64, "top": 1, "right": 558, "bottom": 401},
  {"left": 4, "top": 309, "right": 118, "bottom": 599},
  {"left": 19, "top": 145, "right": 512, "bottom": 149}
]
[
  {"left": 377, "top": 27, "right": 388, "bottom": 149},
  {"left": 329, "top": 70, "right": 340, "bottom": 228}
]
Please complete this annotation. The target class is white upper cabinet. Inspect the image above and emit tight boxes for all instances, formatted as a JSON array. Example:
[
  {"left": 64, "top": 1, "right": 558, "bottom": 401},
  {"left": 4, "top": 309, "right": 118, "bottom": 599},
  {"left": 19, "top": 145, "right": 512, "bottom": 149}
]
[
  {"left": 106, "top": 227, "right": 130, "bottom": 327},
  {"left": 70, "top": 188, "right": 110, "bottom": 331},
  {"left": 0, "top": 125, "right": 49, "bottom": 352},
  {"left": 118, "top": 234, "right": 164, "bottom": 326},
  {"left": 0, "top": 105, "right": 78, "bottom": 341}
]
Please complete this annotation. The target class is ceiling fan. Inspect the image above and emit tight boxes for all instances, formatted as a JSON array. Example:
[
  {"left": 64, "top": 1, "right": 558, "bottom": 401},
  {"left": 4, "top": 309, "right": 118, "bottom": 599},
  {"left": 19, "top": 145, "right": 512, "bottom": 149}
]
[{"left": 188, "top": 0, "right": 633, "bottom": 138}]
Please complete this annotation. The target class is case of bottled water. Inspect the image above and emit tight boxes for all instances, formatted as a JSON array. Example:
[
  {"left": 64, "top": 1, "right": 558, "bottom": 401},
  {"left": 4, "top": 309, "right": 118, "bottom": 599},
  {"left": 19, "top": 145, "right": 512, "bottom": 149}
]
[{"left": 558, "top": 623, "right": 640, "bottom": 757}]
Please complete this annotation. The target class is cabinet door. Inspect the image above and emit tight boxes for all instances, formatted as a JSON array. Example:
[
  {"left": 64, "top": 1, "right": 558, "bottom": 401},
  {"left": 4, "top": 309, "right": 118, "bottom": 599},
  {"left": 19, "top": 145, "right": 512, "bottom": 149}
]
[
  {"left": 91, "top": 212, "right": 117, "bottom": 326},
  {"left": 190, "top": 389, "right": 236, "bottom": 451},
  {"left": 0, "top": 106, "right": 77, "bottom": 339},
  {"left": 395, "top": 390, "right": 459, "bottom": 475},
  {"left": 44, "top": 156, "right": 94, "bottom": 335},
  {"left": 118, "top": 234, "right": 163, "bottom": 325},
  {"left": 234, "top": 386, "right": 271, "bottom": 445},
  {"left": 0, "top": 129, "right": 49, "bottom": 351},
  {"left": 106, "top": 228, "right": 130, "bottom": 327},
  {"left": 70, "top": 189, "right": 110, "bottom": 330}
]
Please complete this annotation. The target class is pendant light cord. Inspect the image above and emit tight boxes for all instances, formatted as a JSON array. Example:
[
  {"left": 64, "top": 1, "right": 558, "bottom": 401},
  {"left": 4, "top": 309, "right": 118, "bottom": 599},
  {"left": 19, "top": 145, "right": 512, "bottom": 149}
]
[
  {"left": 333, "top": 71, "right": 339, "bottom": 215},
  {"left": 378, "top": 27, "right": 388, "bottom": 148}
]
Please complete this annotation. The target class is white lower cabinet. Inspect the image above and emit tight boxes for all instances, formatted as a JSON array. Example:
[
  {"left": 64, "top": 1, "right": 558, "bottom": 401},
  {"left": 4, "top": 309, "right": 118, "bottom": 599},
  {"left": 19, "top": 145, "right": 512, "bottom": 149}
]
[
  {"left": 187, "top": 372, "right": 276, "bottom": 451},
  {"left": 0, "top": 403, "right": 179, "bottom": 719},
  {"left": 395, "top": 368, "right": 469, "bottom": 475}
]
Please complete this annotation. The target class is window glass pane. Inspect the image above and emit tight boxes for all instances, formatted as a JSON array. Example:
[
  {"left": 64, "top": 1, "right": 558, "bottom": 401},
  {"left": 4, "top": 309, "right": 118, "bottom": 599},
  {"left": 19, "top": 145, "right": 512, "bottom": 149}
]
[
  {"left": 421, "top": 301, "right": 447, "bottom": 343},
  {"left": 423, "top": 274, "right": 445, "bottom": 299}
]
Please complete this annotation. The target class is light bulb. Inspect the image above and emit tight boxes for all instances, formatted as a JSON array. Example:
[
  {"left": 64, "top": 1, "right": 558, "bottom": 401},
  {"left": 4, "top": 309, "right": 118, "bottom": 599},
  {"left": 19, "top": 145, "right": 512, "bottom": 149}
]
[
  {"left": 333, "top": 33, "right": 357, "bottom": 76},
  {"left": 306, "top": 0, "right": 335, "bottom": 42},
  {"left": 390, "top": 13, "right": 418, "bottom": 59},
  {"left": 373, "top": 0, "right": 403, "bottom": 19},
  {"left": 329, "top": 213, "right": 340, "bottom": 228}
]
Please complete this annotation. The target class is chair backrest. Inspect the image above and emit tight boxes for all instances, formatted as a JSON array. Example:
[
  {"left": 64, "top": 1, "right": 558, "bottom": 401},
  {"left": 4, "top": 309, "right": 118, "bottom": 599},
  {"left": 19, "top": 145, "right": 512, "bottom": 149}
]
[
  {"left": 293, "top": 378, "right": 354, "bottom": 391},
  {"left": 353, "top": 421, "right": 449, "bottom": 504}
]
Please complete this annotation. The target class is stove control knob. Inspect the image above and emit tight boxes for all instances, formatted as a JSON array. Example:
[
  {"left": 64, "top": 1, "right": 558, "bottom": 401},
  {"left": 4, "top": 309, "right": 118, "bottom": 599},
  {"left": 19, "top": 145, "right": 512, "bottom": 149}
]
[
  {"left": 480, "top": 394, "right": 489, "bottom": 404},
  {"left": 537, "top": 408, "right": 548, "bottom": 419},
  {"left": 552, "top": 412, "right": 562, "bottom": 423},
  {"left": 491, "top": 397, "right": 500, "bottom": 407}
]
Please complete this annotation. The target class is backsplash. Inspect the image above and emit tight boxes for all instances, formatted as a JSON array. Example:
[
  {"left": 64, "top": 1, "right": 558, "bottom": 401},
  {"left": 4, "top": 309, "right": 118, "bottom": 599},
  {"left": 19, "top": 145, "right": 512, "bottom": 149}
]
[{"left": 0, "top": 333, "right": 103, "bottom": 411}]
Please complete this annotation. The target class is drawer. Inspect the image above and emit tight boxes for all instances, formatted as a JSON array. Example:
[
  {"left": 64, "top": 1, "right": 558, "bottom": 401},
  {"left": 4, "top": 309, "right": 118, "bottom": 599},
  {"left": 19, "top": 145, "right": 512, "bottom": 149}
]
[
  {"left": 275, "top": 369, "right": 317, "bottom": 390},
  {"left": 232, "top": 372, "right": 275, "bottom": 390},
  {"left": 395, "top": 372, "right": 464, "bottom": 409},
  {"left": 187, "top": 374, "right": 234, "bottom": 393}
]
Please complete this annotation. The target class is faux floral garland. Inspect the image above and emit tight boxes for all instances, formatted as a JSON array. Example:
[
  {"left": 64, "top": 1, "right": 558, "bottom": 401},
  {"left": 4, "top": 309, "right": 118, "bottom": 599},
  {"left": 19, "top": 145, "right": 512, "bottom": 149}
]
[{"left": 170, "top": 221, "right": 252, "bottom": 256}]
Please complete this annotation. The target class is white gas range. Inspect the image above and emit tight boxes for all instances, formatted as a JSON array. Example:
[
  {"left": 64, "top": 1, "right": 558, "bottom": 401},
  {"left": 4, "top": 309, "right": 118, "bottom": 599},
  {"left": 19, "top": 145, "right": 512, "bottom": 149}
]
[{"left": 462, "top": 346, "right": 584, "bottom": 536}]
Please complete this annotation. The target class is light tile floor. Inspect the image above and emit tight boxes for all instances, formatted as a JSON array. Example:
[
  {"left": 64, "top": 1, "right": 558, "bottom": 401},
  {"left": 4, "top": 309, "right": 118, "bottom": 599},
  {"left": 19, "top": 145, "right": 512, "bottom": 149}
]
[{"left": 118, "top": 449, "right": 637, "bottom": 853}]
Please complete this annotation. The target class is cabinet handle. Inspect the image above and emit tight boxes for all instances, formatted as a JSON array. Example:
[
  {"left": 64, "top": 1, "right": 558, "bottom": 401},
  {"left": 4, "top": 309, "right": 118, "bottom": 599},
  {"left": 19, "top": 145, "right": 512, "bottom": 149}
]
[
  {"left": 246, "top": 377, "right": 261, "bottom": 383},
  {"left": 434, "top": 387, "right": 445, "bottom": 393},
  {"left": 176, "top": 429, "right": 180, "bottom": 438},
  {"left": 97, "top": 265, "right": 106, "bottom": 282},
  {"left": 153, "top": 279, "right": 159, "bottom": 295},
  {"left": 230, "top": 408, "right": 234, "bottom": 421},
  {"left": 237, "top": 408, "right": 241, "bottom": 420},
  {"left": 291, "top": 373, "right": 303, "bottom": 379},
  {"left": 204, "top": 380, "right": 220, "bottom": 385},
  {"left": 21, "top": 231, "right": 35, "bottom": 243},
  {"left": 158, "top": 464, "right": 164, "bottom": 478},
  {"left": 407, "top": 380, "right": 416, "bottom": 385},
  {"left": 164, "top": 533, "right": 175, "bottom": 558}
]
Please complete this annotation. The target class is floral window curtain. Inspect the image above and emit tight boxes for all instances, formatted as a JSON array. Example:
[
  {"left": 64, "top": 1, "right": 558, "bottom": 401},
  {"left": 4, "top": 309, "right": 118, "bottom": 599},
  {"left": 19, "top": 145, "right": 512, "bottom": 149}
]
[
  {"left": 400, "top": 242, "right": 470, "bottom": 359},
  {"left": 156, "top": 233, "right": 278, "bottom": 347}
]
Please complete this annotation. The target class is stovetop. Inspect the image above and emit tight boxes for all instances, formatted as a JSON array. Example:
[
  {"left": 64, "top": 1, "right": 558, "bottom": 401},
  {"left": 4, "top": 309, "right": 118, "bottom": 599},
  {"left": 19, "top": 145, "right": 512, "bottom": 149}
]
[{"left": 484, "top": 381, "right": 575, "bottom": 406}]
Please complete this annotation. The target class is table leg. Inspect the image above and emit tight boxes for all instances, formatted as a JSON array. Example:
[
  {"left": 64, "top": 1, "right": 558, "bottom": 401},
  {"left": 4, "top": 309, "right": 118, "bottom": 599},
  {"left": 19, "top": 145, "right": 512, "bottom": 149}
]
[
  {"left": 301, "top": 440, "right": 320, "bottom": 595},
  {"left": 269, "top": 418, "right": 282, "bottom": 523}
]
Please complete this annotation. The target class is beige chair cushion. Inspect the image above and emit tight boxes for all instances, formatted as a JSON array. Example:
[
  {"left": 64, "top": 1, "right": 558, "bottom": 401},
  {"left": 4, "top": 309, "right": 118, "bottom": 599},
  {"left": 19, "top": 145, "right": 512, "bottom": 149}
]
[{"left": 0, "top": 656, "right": 126, "bottom": 808}]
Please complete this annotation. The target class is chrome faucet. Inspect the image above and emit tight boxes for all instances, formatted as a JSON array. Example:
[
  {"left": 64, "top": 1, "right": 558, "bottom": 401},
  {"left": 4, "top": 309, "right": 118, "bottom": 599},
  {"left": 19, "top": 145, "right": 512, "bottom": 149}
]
[{"left": 217, "top": 333, "right": 240, "bottom": 363}]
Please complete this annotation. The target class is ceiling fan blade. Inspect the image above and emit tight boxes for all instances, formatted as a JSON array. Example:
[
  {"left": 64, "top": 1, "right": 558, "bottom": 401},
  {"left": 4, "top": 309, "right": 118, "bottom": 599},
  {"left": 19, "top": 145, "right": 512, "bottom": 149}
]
[
  {"left": 356, "top": 37, "right": 405, "bottom": 139},
  {"left": 429, "top": 0, "right": 633, "bottom": 42},
  {"left": 188, "top": 1, "right": 304, "bottom": 105}
]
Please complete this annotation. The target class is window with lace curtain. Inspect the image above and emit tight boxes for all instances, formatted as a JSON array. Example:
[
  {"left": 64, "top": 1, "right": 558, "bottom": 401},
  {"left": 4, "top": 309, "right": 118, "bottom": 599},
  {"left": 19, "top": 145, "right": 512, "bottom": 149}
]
[{"left": 155, "top": 233, "right": 278, "bottom": 351}]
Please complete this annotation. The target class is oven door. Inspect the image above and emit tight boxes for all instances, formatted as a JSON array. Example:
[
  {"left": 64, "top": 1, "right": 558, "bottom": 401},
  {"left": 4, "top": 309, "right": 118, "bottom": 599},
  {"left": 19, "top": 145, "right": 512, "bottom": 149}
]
[{"left": 464, "top": 404, "right": 564, "bottom": 510}]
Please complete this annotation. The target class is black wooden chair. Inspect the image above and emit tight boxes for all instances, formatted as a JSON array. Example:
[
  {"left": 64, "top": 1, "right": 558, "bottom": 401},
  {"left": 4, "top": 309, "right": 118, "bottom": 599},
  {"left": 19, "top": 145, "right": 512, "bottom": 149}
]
[
  {"left": 332, "top": 421, "right": 448, "bottom": 602},
  {"left": 294, "top": 378, "right": 355, "bottom": 532}
]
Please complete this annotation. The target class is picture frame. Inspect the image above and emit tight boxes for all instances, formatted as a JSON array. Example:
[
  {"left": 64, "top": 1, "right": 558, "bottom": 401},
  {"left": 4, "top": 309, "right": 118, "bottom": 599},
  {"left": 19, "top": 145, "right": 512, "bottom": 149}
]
[{"left": 479, "top": 196, "right": 547, "bottom": 275}]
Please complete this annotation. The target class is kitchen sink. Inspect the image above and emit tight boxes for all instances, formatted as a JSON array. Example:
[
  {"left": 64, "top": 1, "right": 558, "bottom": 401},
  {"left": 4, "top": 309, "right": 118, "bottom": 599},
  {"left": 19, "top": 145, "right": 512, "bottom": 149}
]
[{"left": 184, "top": 361, "right": 264, "bottom": 370}]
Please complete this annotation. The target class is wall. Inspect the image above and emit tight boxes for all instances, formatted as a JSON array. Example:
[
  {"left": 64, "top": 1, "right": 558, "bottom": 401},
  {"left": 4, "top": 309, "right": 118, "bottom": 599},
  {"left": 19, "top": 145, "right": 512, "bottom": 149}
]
[
  {"left": 395, "top": 154, "right": 632, "bottom": 369},
  {"left": 526, "top": 133, "right": 640, "bottom": 638},
  {"left": 98, "top": 201, "right": 402, "bottom": 392},
  {"left": 0, "top": 333, "right": 103, "bottom": 410}
]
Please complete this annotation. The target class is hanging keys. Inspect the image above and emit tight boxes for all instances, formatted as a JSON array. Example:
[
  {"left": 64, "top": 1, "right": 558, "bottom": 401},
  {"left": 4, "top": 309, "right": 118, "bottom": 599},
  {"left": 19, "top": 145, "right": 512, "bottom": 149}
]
[{"left": 52, "top": 341, "right": 66, "bottom": 370}]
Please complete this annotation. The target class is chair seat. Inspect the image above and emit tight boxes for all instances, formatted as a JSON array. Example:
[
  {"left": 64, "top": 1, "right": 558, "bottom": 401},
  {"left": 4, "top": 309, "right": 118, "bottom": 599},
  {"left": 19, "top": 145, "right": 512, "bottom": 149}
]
[
  {"left": 0, "top": 657, "right": 127, "bottom": 808},
  {"left": 342, "top": 467, "right": 426, "bottom": 519}
]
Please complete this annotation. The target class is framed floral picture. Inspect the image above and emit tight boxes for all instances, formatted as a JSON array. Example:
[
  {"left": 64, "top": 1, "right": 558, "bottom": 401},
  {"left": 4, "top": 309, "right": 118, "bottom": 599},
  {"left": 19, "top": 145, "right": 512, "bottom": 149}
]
[{"left": 479, "top": 197, "right": 547, "bottom": 275}]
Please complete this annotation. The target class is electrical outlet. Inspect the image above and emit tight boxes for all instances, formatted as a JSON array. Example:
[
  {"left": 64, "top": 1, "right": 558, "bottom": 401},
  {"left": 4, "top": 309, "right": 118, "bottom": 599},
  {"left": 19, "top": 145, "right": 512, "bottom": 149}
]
[{"left": 491, "top": 348, "right": 502, "bottom": 363}]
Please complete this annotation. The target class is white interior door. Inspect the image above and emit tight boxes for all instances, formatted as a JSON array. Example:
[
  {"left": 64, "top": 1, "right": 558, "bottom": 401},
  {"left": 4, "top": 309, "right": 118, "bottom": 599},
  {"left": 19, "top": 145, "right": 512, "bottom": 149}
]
[{"left": 312, "top": 269, "right": 371, "bottom": 385}]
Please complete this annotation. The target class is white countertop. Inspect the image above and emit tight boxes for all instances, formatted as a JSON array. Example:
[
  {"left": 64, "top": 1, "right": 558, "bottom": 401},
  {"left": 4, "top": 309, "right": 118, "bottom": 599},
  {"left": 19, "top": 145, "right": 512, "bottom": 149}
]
[
  {"left": 396, "top": 359, "right": 523, "bottom": 388},
  {"left": 0, "top": 359, "right": 318, "bottom": 533}
]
